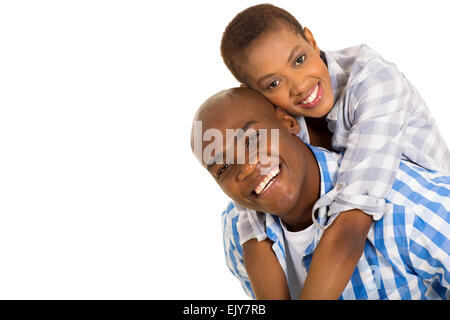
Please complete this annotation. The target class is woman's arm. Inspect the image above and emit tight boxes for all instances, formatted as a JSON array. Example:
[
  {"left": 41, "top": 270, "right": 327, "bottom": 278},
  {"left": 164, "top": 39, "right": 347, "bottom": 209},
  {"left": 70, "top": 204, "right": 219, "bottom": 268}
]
[
  {"left": 299, "top": 208, "right": 372, "bottom": 299},
  {"left": 243, "top": 239, "right": 291, "bottom": 300},
  {"left": 300, "top": 54, "right": 415, "bottom": 299}
]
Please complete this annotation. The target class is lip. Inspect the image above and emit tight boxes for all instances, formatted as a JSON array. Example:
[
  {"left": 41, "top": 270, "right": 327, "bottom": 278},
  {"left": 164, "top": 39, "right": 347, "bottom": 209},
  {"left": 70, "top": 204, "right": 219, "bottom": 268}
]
[
  {"left": 295, "top": 82, "right": 323, "bottom": 109},
  {"left": 249, "top": 161, "right": 283, "bottom": 199}
]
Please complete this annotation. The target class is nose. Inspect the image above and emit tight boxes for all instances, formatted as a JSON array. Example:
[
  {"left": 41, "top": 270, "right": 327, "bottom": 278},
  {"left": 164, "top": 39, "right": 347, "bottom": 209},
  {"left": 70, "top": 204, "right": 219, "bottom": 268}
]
[
  {"left": 236, "top": 162, "right": 259, "bottom": 182},
  {"left": 290, "top": 74, "right": 307, "bottom": 96},
  {"left": 236, "top": 142, "right": 260, "bottom": 182}
]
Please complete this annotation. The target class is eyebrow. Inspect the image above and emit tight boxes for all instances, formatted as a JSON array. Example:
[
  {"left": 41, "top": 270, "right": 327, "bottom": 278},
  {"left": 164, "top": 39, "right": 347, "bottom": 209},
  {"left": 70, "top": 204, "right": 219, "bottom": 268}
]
[
  {"left": 287, "top": 44, "right": 302, "bottom": 64},
  {"left": 256, "top": 44, "right": 303, "bottom": 87},
  {"left": 206, "top": 121, "right": 258, "bottom": 172},
  {"left": 241, "top": 120, "right": 257, "bottom": 133}
]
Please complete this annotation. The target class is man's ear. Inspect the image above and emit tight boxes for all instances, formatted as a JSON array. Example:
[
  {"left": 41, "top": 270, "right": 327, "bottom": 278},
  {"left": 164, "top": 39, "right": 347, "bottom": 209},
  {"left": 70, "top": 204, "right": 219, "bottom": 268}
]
[{"left": 274, "top": 107, "right": 300, "bottom": 135}]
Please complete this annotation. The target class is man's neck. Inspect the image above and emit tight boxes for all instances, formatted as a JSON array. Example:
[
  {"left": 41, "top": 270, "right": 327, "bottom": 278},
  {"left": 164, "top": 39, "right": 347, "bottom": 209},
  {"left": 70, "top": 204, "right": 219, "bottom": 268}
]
[{"left": 281, "top": 140, "right": 321, "bottom": 232}]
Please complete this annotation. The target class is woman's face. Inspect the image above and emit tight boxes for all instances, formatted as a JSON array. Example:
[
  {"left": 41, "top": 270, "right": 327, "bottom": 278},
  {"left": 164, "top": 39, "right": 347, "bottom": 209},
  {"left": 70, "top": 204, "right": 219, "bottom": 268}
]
[{"left": 241, "top": 25, "right": 334, "bottom": 118}]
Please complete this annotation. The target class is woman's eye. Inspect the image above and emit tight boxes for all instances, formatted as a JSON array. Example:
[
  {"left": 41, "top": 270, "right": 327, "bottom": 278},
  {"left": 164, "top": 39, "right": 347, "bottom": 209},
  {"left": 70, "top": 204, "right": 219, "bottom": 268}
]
[
  {"left": 268, "top": 80, "right": 280, "bottom": 89},
  {"left": 295, "top": 54, "right": 306, "bottom": 66},
  {"left": 218, "top": 163, "right": 230, "bottom": 176}
]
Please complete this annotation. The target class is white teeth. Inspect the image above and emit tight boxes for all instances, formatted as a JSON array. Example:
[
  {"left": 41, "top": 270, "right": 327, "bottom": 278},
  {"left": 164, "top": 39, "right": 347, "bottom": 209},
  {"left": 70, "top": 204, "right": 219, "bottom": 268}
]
[
  {"left": 300, "top": 84, "right": 319, "bottom": 104},
  {"left": 254, "top": 166, "right": 280, "bottom": 195}
]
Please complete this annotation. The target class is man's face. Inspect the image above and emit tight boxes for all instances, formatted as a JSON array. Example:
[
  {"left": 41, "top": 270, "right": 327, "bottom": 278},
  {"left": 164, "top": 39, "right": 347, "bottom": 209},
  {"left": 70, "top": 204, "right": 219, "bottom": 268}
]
[
  {"left": 198, "top": 91, "right": 311, "bottom": 220},
  {"left": 241, "top": 25, "right": 334, "bottom": 118}
]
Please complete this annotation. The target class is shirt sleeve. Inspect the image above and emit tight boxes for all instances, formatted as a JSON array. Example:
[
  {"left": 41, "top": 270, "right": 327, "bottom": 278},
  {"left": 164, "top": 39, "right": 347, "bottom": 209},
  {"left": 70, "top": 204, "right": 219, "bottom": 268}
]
[
  {"left": 236, "top": 203, "right": 268, "bottom": 246},
  {"left": 221, "top": 201, "right": 255, "bottom": 298},
  {"left": 313, "top": 57, "right": 413, "bottom": 227}
]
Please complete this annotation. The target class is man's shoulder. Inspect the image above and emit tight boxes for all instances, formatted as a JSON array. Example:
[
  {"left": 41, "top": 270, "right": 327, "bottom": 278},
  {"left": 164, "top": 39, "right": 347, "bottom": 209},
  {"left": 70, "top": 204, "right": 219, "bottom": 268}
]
[
  {"left": 221, "top": 201, "right": 239, "bottom": 239},
  {"left": 375, "top": 160, "right": 450, "bottom": 248},
  {"left": 221, "top": 201, "right": 253, "bottom": 250},
  {"left": 220, "top": 200, "right": 255, "bottom": 298},
  {"left": 221, "top": 201, "right": 236, "bottom": 217},
  {"left": 389, "top": 160, "right": 450, "bottom": 218}
]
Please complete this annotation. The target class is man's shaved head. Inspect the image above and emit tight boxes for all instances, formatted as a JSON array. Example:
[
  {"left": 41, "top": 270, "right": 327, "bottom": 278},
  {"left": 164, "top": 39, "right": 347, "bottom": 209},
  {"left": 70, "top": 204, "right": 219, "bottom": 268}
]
[
  {"left": 191, "top": 87, "right": 276, "bottom": 152},
  {"left": 193, "top": 87, "right": 274, "bottom": 124}
]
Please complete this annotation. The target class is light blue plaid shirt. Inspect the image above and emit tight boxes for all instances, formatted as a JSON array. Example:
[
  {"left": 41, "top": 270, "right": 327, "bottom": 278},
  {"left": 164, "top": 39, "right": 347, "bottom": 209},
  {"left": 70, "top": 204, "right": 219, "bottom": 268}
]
[
  {"left": 296, "top": 45, "right": 450, "bottom": 222},
  {"left": 222, "top": 146, "right": 450, "bottom": 300}
]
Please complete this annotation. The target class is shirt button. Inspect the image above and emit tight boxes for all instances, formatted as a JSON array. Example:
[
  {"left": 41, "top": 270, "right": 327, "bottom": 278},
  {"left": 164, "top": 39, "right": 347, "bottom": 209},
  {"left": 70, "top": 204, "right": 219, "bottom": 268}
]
[{"left": 336, "top": 183, "right": 344, "bottom": 191}]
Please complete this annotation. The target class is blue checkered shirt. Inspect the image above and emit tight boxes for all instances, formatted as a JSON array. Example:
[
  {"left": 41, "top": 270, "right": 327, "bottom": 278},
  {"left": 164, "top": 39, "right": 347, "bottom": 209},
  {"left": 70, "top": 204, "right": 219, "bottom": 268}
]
[{"left": 222, "top": 146, "right": 450, "bottom": 299}]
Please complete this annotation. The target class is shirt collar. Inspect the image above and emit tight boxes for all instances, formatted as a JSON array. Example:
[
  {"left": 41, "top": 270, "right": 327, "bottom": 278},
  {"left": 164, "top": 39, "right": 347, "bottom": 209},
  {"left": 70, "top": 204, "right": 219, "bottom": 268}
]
[
  {"left": 304, "top": 145, "right": 339, "bottom": 256},
  {"left": 308, "top": 145, "right": 337, "bottom": 196},
  {"left": 265, "top": 145, "right": 339, "bottom": 251}
]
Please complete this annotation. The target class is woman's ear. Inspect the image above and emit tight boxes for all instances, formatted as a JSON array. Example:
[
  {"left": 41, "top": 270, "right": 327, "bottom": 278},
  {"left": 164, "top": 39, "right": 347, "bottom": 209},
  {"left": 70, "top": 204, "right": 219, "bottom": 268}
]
[
  {"left": 274, "top": 107, "right": 300, "bottom": 135},
  {"left": 303, "top": 27, "right": 320, "bottom": 54}
]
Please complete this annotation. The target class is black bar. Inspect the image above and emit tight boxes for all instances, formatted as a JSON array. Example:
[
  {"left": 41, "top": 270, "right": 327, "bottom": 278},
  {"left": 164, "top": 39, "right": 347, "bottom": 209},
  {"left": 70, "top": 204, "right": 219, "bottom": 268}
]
[{"left": 0, "top": 300, "right": 445, "bottom": 318}]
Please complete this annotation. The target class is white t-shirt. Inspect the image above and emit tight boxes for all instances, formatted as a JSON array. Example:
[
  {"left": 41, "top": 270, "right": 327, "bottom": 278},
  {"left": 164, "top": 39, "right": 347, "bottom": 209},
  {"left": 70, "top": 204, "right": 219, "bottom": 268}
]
[{"left": 281, "top": 222, "right": 316, "bottom": 299}]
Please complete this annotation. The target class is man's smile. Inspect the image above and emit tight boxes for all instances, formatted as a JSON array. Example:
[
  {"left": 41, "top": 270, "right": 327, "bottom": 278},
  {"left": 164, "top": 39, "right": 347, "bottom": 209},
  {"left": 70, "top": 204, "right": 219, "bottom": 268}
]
[{"left": 251, "top": 162, "right": 283, "bottom": 198}]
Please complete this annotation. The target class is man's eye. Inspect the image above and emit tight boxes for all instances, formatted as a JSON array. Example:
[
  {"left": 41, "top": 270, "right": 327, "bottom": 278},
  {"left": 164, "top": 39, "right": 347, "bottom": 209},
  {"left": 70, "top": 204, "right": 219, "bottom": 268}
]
[
  {"left": 295, "top": 54, "right": 306, "bottom": 66},
  {"left": 268, "top": 80, "right": 280, "bottom": 89},
  {"left": 218, "top": 163, "right": 230, "bottom": 176},
  {"left": 246, "top": 132, "right": 259, "bottom": 147}
]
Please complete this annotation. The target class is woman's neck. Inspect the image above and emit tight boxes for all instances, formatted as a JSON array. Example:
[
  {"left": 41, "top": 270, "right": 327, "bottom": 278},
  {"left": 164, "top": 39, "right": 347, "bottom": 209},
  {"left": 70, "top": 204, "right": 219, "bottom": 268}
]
[{"left": 305, "top": 116, "right": 333, "bottom": 151}]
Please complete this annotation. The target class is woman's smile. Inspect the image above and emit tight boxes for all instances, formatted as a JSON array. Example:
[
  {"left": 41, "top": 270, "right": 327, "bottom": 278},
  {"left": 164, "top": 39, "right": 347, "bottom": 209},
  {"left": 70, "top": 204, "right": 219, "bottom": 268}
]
[{"left": 295, "top": 81, "right": 323, "bottom": 109}]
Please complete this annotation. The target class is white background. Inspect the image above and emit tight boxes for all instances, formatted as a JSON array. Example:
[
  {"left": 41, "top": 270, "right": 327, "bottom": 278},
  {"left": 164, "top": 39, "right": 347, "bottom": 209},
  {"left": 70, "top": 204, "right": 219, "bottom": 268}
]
[{"left": 0, "top": 0, "right": 449, "bottom": 299}]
